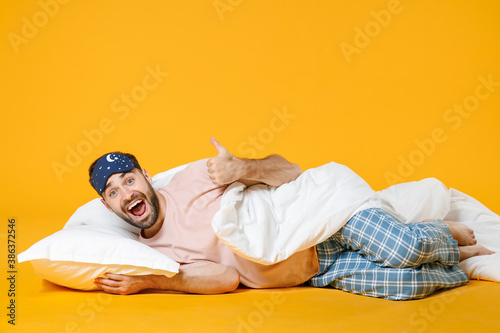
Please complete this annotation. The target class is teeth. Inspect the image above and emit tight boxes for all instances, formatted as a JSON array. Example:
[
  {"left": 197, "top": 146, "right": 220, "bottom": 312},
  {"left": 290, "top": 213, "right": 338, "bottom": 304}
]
[{"left": 128, "top": 200, "right": 143, "bottom": 211}]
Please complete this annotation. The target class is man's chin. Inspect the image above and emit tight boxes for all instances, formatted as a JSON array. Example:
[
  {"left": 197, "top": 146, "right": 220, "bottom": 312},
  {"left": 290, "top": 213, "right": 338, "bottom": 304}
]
[
  {"left": 113, "top": 210, "right": 156, "bottom": 230},
  {"left": 125, "top": 214, "right": 157, "bottom": 229},
  {"left": 134, "top": 218, "right": 157, "bottom": 230}
]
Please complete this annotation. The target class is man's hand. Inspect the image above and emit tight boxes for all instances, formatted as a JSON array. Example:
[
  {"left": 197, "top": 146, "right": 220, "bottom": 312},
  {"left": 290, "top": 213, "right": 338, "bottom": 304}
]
[
  {"left": 207, "top": 137, "right": 302, "bottom": 187},
  {"left": 207, "top": 137, "right": 246, "bottom": 185},
  {"left": 94, "top": 262, "right": 240, "bottom": 295},
  {"left": 94, "top": 273, "right": 152, "bottom": 295}
]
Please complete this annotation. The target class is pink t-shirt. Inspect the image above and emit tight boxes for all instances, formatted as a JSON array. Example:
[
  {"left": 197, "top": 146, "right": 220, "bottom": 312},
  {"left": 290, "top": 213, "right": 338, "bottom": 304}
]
[{"left": 139, "top": 159, "right": 319, "bottom": 288}]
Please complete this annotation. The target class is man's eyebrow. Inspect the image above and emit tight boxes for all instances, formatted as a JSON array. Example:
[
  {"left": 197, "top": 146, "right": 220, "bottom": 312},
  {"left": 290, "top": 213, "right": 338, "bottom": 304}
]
[{"left": 103, "top": 172, "right": 132, "bottom": 192}]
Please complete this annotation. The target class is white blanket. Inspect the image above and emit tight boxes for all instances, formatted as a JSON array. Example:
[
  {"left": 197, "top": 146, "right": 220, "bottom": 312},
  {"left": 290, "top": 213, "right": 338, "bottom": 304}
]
[
  {"left": 212, "top": 161, "right": 500, "bottom": 281},
  {"left": 212, "top": 162, "right": 374, "bottom": 264}
]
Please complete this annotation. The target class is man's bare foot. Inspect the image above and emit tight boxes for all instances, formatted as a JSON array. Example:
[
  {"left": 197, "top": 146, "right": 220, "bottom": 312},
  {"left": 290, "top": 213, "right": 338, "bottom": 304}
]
[
  {"left": 443, "top": 221, "right": 477, "bottom": 246},
  {"left": 459, "top": 244, "right": 495, "bottom": 262}
]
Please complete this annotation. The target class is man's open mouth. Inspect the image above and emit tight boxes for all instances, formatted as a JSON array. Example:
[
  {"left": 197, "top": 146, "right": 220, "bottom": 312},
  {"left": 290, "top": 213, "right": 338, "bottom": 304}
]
[{"left": 127, "top": 199, "right": 147, "bottom": 217}]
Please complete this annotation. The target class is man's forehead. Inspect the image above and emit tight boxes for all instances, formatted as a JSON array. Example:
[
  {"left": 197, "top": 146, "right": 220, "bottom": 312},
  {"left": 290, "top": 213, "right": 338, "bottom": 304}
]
[{"left": 105, "top": 169, "right": 139, "bottom": 188}]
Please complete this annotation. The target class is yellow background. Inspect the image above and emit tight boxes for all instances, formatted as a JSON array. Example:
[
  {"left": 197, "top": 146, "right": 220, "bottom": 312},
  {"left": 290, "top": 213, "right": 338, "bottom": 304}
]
[{"left": 1, "top": 0, "right": 500, "bottom": 332}]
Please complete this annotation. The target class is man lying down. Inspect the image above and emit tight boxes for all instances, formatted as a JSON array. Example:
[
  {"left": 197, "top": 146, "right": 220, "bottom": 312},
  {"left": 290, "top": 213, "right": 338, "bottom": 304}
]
[{"left": 90, "top": 138, "right": 494, "bottom": 300}]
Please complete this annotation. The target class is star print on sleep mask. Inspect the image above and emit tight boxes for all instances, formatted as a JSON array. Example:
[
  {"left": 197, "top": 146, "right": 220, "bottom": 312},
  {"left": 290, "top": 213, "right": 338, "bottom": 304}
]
[{"left": 92, "top": 153, "right": 135, "bottom": 195}]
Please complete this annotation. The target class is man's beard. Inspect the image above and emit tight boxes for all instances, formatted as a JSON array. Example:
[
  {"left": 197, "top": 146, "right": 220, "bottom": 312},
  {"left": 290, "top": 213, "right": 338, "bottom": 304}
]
[{"left": 112, "top": 182, "right": 160, "bottom": 230}]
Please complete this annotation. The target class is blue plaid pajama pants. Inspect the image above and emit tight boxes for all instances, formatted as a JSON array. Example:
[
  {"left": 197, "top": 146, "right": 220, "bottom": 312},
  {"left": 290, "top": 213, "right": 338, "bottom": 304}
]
[{"left": 308, "top": 208, "right": 469, "bottom": 300}]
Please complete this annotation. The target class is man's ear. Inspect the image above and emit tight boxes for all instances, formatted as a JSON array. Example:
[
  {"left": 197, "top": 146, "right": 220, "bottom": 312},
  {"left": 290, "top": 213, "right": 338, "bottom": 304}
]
[
  {"left": 101, "top": 198, "right": 113, "bottom": 212},
  {"left": 142, "top": 168, "right": 153, "bottom": 184}
]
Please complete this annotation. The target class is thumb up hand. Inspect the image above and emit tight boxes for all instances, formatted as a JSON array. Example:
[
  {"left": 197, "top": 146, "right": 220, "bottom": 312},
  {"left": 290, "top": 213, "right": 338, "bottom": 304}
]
[
  {"left": 210, "top": 137, "right": 232, "bottom": 158},
  {"left": 206, "top": 137, "right": 244, "bottom": 185}
]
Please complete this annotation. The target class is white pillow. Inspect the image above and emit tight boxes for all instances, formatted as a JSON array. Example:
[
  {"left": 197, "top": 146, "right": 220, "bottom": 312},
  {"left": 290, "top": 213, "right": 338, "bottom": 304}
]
[
  {"left": 63, "top": 198, "right": 141, "bottom": 233},
  {"left": 446, "top": 188, "right": 500, "bottom": 282},
  {"left": 17, "top": 225, "right": 179, "bottom": 290},
  {"left": 18, "top": 164, "right": 188, "bottom": 290}
]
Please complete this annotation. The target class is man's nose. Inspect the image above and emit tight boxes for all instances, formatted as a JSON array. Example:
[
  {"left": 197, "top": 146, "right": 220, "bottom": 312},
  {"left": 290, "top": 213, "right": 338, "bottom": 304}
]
[{"left": 122, "top": 187, "right": 135, "bottom": 199}]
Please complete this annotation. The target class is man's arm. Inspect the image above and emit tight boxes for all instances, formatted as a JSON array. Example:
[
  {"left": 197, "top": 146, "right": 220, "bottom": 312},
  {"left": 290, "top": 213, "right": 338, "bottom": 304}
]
[
  {"left": 206, "top": 137, "right": 302, "bottom": 187},
  {"left": 94, "top": 261, "right": 240, "bottom": 295}
]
